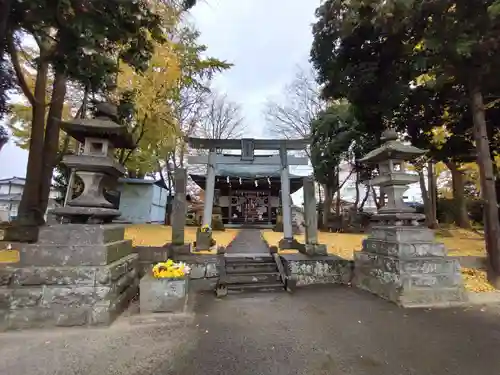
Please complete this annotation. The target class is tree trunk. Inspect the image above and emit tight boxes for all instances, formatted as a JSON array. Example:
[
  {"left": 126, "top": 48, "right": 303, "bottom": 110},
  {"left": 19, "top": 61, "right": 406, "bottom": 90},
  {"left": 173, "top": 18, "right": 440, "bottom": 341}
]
[
  {"left": 446, "top": 161, "right": 471, "bottom": 229},
  {"left": 371, "top": 186, "right": 381, "bottom": 210},
  {"left": 418, "top": 169, "right": 433, "bottom": 227},
  {"left": 322, "top": 185, "right": 333, "bottom": 228},
  {"left": 360, "top": 186, "right": 370, "bottom": 210},
  {"left": 335, "top": 166, "right": 341, "bottom": 216},
  {"left": 470, "top": 84, "right": 500, "bottom": 287},
  {"left": 17, "top": 46, "right": 49, "bottom": 226},
  {"left": 38, "top": 72, "right": 67, "bottom": 217},
  {"left": 0, "top": 0, "right": 11, "bottom": 53},
  {"left": 427, "top": 161, "right": 438, "bottom": 228},
  {"left": 354, "top": 170, "right": 360, "bottom": 209}
]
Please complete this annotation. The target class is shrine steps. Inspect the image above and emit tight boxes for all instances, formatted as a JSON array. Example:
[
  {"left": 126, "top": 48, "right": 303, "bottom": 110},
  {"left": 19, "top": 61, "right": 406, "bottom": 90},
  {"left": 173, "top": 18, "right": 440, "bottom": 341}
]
[{"left": 218, "top": 254, "right": 286, "bottom": 295}]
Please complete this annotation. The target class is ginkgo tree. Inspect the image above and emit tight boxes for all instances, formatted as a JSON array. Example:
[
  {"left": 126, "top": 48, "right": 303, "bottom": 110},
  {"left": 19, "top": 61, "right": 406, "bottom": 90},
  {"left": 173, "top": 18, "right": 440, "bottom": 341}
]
[{"left": 115, "top": 37, "right": 182, "bottom": 177}]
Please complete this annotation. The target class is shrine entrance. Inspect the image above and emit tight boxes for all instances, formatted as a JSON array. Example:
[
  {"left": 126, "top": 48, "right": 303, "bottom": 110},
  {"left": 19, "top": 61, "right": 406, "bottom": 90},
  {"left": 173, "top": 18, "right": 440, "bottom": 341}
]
[
  {"left": 230, "top": 191, "right": 271, "bottom": 225},
  {"left": 187, "top": 138, "right": 308, "bottom": 234}
]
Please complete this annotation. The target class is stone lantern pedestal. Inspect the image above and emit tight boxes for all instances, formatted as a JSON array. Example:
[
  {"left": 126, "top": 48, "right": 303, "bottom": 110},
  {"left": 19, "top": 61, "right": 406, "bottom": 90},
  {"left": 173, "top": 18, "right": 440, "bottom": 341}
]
[
  {"left": 0, "top": 103, "right": 140, "bottom": 330},
  {"left": 353, "top": 129, "right": 467, "bottom": 307}
]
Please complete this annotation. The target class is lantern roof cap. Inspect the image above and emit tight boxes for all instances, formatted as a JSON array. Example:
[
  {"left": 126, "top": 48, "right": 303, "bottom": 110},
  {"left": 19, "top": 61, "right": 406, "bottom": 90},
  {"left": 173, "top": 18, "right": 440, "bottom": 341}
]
[
  {"left": 60, "top": 103, "right": 135, "bottom": 149},
  {"left": 359, "top": 128, "right": 427, "bottom": 164}
]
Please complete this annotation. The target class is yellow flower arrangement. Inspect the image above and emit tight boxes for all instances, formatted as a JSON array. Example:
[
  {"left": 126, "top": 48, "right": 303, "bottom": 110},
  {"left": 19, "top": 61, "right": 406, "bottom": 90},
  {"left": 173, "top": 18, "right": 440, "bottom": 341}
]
[
  {"left": 200, "top": 224, "right": 212, "bottom": 233},
  {"left": 152, "top": 259, "right": 191, "bottom": 279}
]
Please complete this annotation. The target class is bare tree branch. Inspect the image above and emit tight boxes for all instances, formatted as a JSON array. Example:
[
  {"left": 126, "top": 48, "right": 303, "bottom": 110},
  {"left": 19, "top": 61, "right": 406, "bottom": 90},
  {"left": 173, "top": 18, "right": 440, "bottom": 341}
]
[
  {"left": 264, "top": 66, "right": 325, "bottom": 141},
  {"left": 196, "top": 92, "right": 246, "bottom": 140}
]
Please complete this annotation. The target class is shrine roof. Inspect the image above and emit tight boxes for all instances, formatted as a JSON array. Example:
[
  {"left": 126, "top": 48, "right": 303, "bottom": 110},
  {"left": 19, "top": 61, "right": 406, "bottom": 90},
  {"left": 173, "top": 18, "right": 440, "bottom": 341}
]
[
  {"left": 214, "top": 163, "right": 301, "bottom": 178},
  {"left": 190, "top": 173, "right": 304, "bottom": 194}
]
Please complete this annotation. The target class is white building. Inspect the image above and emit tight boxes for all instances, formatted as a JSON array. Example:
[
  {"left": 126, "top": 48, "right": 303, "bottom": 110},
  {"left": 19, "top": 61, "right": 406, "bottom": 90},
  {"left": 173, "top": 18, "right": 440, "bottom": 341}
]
[
  {"left": 318, "top": 162, "right": 422, "bottom": 212},
  {"left": 0, "top": 177, "right": 61, "bottom": 222}
]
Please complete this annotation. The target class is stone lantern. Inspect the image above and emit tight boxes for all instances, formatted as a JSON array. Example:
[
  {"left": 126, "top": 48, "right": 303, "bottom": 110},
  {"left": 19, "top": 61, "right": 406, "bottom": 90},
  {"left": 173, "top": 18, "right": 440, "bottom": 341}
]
[
  {"left": 353, "top": 128, "right": 466, "bottom": 308},
  {"left": 0, "top": 103, "right": 141, "bottom": 330},
  {"left": 52, "top": 103, "right": 135, "bottom": 223},
  {"left": 0, "top": 104, "right": 141, "bottom": 330},
  {"left": 358, "top": 128, "right": 426, "bottom": 224}
]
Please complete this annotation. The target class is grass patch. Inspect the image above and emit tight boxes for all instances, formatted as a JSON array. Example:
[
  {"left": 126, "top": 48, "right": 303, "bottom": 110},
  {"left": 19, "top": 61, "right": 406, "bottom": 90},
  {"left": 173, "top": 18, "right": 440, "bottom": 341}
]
[{"left": 124, "top": 225, "right": 239, "bottom": 254}]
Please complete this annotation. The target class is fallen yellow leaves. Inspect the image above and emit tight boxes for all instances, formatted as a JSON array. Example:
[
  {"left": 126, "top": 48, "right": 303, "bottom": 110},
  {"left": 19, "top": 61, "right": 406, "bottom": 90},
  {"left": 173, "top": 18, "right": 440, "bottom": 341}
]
[
  {"left": 124, "top": 225, "right": 239, "bottom": 254},
  {"left": 261, "top": 230, "right": 363, "bottom": 259},
  {"left": 461, "top": 268, "right": 496, "bottom": 293}
]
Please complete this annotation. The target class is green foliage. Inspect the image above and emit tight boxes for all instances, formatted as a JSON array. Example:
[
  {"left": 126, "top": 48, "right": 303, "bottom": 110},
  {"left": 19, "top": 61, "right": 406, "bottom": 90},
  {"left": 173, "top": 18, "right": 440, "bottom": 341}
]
[
  {"left": 9, "top": 0, "right": 166, "bottom": 93},
  {"left": 310, "top": 0, "right": 500, "bottom": 163},
  {"left": 0, "top": 124, "right": 8, "bottom": 150},
  {"left": 173, "top": 27, "right": 232, "bottom": 91},
  {"left": 310, "top": 102, "right": 359, "bottom": 187},
  {"left": 310, "top": 0, "right": 413, "bottom": 135},
  {"left": 0, "top": 57, "right": 14, "bottom": 119}
]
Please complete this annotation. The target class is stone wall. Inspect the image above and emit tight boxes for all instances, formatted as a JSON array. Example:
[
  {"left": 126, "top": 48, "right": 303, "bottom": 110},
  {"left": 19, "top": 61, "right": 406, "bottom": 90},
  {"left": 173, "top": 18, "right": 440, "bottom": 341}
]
[{"left": 281, "top": 254, "right": 353, "bottom": 287}]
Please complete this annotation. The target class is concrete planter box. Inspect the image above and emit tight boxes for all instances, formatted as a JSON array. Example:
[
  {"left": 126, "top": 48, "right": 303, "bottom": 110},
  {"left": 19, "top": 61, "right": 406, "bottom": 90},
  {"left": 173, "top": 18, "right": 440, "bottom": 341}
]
[{"left": 139, "top": 274, "right": 189, "bottom": 313}]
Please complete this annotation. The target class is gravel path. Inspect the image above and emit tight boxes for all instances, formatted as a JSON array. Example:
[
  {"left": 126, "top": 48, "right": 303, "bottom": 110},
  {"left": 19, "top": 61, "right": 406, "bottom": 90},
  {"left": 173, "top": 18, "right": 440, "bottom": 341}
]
[{"left": 2, "top": 286, "right": 500, "bottom": 375}]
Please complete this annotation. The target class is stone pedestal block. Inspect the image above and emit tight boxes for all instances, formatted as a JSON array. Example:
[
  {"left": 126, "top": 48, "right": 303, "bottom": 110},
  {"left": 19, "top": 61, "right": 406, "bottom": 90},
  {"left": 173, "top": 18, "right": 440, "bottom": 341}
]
[
  {"left": 139, "top": 275, "right": 188, "bottom": 313},
  {"left": 195, "top": 230, "right": 213, "bottom": 251},
  {"left": 0, "top": 224, "right": 139, "bottom": 330},
  {"left": 0, "top": 254, "right": 139, "bottom": 330},
  {"left": 279, "top": 238, "right": 304, "bottom": 251},
  {"left": 353, "top": 227, "right": 467, "bottom": 308}
]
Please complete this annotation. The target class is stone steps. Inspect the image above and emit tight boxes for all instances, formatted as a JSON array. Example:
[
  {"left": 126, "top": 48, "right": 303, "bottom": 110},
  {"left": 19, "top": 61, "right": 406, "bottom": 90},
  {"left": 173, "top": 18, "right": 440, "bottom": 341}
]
[
  {"left": 220, "top": 253, "right": 286, "bottom": 295},
  {"left": 225, "top": 271, "right": 281, "bottom": 284},
  {"left": 226, "top": 282, "right": 285, "bottom": 293},
  {"left": 225, "top": 262, "right": 278, "bottom": 274}
]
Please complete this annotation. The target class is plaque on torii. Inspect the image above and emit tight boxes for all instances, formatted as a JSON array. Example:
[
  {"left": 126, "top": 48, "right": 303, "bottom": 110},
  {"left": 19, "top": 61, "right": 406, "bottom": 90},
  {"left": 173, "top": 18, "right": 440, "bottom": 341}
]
[{"left": 187, "top": 137, "right": 309, "bottom": 250}]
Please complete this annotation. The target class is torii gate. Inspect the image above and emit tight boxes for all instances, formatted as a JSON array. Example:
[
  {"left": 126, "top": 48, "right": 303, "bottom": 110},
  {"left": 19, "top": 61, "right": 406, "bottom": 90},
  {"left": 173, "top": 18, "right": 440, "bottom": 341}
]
[{"left": 187, "top": 137, "right": 309, "bottom": 248}]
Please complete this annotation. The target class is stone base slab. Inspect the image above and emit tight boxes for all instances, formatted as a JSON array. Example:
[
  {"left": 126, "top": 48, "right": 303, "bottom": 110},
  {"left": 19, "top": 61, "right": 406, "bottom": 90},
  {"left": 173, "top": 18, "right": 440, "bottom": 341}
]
[
  {"left": 353, "top": 251, "right": 467, "bottom": 308},
  {"left": 37, "top": 224, "right": 126, "bottom": 245},
  {"left": 19, "top": 239, "right": 132, "bottom": 267},
  {"left": 368, "top": 226, "right": 435, "bottom": 243},
  {"left": 362, "top": 238, "right": 446, "bottom": 257},
  {"left": 300, "top": 243, "right": 328, "bottom": 256},
  {"left": 279, "top": 238, "right": 305, "bottom": 251},
  {"left": 281, "top": 254, "right": 353, "bottom": 287},
  {"left": 140, "top": 275, "right": 188, "bottom": 313},
  {"left": 0, "top": 254, "right": 139, "bottom": 330},
  {"left": 165, "top": 243, "right": 191, "bottom": 256}
]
